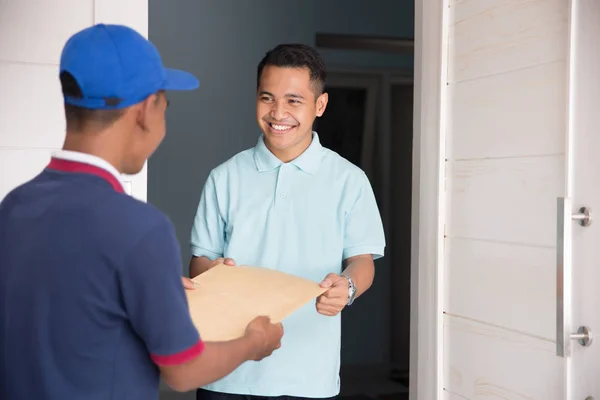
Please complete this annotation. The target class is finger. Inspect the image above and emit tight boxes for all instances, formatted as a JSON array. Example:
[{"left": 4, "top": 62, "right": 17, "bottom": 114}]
[
  {"left": 320, "top": 273, "right": 339, "bottom": 287},
  {"left": 332, "top": 276, "right": 349, "bottom": 287},
  {"left": 181, "top": 277, "right": 196, "bottom": 290},
  {"left": 319, "top": 272, "right": 340, "bottom": 288},
  {"left": 318, "top": 298, "right": 346, "bottom": 310},
  {"left": 318, "top": 293, "right": 345, "bottom": 305},
  {"left": 317, "top": 295, "right": 336, "bottom": 305},
  {"left": 316, "top": 305, "right": 340, "bottom": 316},
  {"left": 213, "top": 257, "right": 225, "bottom": 266},
  {"left": 223, "top": 258, "right": 236, "bottom": 266},
  {"left": 319, "top": 310, "right": 337, "bottom": 317},
  {"left": 322, "top": 287, "right": 347, "bottom": 299},
  {"left": 319, "top": 279, "right": 333, "bottom": 288},
  {"left": 316, "top": 300, "right": 343, "bottom": 312}
]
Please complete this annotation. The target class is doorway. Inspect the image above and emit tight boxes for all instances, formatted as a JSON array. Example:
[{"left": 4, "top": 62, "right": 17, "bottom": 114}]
[
  {"left": 314, "top": 69, "right": 414, "bottom": 399},
  {"left": 149, "top": 1, "right": 416, "bottom": 399}
]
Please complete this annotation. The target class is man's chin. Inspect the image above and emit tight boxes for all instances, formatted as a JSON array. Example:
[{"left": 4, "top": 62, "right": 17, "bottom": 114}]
[{"left": 121, "top": 163, "right": 144, "bottom": 176}]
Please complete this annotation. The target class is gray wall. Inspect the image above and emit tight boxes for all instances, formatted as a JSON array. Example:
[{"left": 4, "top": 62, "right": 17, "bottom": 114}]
[{"left": 148, "top": 0, "right": 414, "bottom": 366}]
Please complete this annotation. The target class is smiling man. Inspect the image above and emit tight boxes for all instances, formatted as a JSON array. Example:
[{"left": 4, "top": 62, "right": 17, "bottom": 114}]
[{"left": 189, "top": 44, "right": 386, "bottom": 399}]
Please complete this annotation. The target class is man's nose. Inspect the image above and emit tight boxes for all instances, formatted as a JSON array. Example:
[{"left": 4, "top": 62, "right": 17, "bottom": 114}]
[{"left": 270, "top": 101, "right": 288, "bottom": 120}]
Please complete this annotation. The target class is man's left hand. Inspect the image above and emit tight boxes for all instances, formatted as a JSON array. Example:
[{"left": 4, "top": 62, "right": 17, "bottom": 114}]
[{"left": 316, "top": 273, "right": 349, "bottom": 316}]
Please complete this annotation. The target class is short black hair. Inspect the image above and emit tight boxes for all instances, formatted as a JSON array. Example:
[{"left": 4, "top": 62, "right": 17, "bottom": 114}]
[
  {"left": 60, "top": 71, "right": 124, "bottom": 132},
  {"left": 256, "top": 44, "right": 327, "bottom": 97}
]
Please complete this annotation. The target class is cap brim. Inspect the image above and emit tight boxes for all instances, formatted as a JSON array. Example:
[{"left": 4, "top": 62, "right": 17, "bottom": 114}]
[{"left": 162, "top": 68, "right": 199, "bottom": 91}]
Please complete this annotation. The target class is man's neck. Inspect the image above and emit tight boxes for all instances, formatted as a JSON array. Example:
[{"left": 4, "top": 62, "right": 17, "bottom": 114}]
[{"left": 62, "top": 132, "right": 123, "bottom": 173}]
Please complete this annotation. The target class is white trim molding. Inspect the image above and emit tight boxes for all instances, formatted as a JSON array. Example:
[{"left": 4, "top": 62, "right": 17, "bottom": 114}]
[{"left": 410, "top": 0, "right": 448, "bottom": 399}]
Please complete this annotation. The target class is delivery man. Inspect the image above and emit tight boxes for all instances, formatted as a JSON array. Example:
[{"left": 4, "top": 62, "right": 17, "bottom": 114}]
[{"left": 0, "top": 23, "right": 283, "bottom": 400}]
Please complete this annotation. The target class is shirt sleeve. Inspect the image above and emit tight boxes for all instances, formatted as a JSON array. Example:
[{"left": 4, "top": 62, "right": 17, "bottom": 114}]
[
  {"left": 343, "top": 172, "right": 386, "bottom": 260},
  {"left": 120, "top": 218, "right": 204, "bottom": 366},
  {"left": 190, "top": 172, "right": 226, "bottom": 259}
]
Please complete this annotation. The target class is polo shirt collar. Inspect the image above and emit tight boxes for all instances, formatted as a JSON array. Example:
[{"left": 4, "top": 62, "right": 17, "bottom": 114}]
[
  {"left": 47, "top": 150, "right": 125, "bottom": 193},
  {"left": 253, "top": 131, "right": 324, "bottom": 174}
]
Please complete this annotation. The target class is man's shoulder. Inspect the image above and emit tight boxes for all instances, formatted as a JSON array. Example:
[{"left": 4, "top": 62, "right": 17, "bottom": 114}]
[
  {"left": 0, "top": 172, "right": 45, "bottom": 207},
  {"left": 320, "top": 147, "right": 369, "bottom": 182},
  {"left": 0, "top": 180, "right": 175, "bottom": 258}
]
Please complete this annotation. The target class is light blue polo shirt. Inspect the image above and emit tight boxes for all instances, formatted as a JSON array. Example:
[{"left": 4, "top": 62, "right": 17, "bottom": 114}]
[{"left": 190, "top": 132, "right": 385, "bottom": 398}]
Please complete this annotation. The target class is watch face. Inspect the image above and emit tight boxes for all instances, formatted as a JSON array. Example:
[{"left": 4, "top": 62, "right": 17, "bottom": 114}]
[
  {"left": 343, "top": 275, "right": 357, "bottom": 305},
  {"left": 348, "top": 279, "right": 356, "bottom": 297}
]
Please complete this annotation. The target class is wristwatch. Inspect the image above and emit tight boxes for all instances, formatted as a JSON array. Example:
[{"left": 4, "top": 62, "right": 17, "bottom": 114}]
[{"left": 341, "top": 273, "right": 357, "bottom": 306}]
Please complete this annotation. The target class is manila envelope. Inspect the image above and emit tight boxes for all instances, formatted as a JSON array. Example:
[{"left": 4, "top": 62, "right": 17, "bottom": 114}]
[{"left": 186, "top": 264, "right": 327, "bottom": 341}]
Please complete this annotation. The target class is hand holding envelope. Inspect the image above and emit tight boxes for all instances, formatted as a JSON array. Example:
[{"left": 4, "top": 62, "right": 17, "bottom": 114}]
[{"left": 185, "top": 264, "right": 327, "bottom": 341}]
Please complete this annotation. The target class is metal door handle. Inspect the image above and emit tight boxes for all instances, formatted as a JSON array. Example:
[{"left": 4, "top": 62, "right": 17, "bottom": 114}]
[
  {"left": 571, "top": 326, "right": 593, "bottom": 347},
  {"left": 556, "top": 197, "right": 592, "bottom": 357}
]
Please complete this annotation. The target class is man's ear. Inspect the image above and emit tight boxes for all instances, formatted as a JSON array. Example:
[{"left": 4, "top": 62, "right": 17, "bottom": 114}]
[
  {"left": 136, "top": 94, "right": 158, "bottom": 132},
  {"left": 316, "top": 92, "right": 329, "bottom": 117}
]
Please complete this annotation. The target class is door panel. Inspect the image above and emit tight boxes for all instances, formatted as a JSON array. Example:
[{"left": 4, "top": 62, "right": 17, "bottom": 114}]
[
  {"left": 448, "top": 0, "right": 567, "bottom": 83},
  {"left": 448, "top": 60, "right": 566, "bottom": 160},
  {"left": 445, "top": 238, "right": 555, "bottom": 339},
  {"left": 443, "top": 0, "right": 570, "bottom": 398},
  {"left": 447, "top": 156, "right": 565, "bottom": 247},
  {"left": 444, "top": 315, "right": 564, "bottom": 400},
  {"left": 444, "top": 391, "right": 470, "bottom": 400}
]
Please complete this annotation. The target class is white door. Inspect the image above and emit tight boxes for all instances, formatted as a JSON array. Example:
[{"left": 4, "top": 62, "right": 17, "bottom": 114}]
[
  {"left": 0, "top": 0, "right": 147, "bottom": 202},
  {"left": 440, "top": 0, "right": 598, "bottom": 399}
]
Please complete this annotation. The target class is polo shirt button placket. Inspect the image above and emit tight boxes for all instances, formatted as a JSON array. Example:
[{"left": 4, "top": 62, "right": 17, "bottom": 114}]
[{"left": 276, "top": 165, "right": 289, "bottom": 206}]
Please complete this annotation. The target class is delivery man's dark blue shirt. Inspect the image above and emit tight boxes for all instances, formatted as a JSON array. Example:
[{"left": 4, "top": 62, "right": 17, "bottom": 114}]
[{"left": 0, "top": 152, "right": 204, "bottom": 400}]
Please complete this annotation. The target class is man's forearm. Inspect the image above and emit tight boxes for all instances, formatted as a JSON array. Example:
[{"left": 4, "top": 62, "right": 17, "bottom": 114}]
[
  {"left": 189, "top": 256, "right": 214, "bottom": 278},
  {"left": 160, "top": 337, "right": 256, "bottom": 392},
  {"left": 342, "top": 254, "right": 375, "bottom": 298}
]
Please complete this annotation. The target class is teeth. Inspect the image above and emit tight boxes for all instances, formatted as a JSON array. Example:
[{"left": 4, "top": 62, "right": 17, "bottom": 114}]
[{"left": 271, "top": 124, "right": 293, "bottom": 131}]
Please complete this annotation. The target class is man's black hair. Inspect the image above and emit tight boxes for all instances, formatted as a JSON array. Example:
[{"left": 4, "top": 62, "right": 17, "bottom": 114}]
[
  {"left": 256, "top": 44, "right": 327, "bottom": 97},
  {"left": 60, "top": 71, "right": 124, "bottom": 132}
]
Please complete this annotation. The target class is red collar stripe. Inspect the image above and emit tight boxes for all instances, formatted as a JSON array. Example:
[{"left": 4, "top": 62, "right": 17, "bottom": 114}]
[{"left": 47, "top": 158, "right": 125, "bottom": 193}]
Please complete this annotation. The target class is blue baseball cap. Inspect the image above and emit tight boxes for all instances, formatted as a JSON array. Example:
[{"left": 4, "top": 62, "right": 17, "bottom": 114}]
[{"left": 59, "top": 24, "right": 199, "bottom": 110}]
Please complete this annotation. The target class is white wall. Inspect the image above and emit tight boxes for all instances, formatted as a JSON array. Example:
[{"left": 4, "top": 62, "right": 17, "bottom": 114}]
[{"left": 0, "top": 0, "right": 148, "bottom": 202}]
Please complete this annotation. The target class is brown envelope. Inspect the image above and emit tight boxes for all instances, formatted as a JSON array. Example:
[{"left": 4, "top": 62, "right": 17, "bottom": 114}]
[{"left": 186, "top": 264, "right": 327, "bottom": 341}]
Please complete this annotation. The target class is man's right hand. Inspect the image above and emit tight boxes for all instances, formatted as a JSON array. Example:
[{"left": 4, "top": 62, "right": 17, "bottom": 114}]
[
  {"left": 159, "top": 314, "right": 283, "bottom": 392},
  {"left": 244, "top": 316, "right": 284, "bottom": 361}
]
